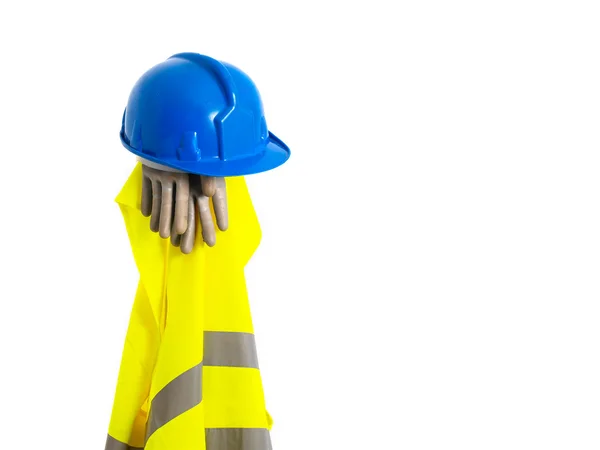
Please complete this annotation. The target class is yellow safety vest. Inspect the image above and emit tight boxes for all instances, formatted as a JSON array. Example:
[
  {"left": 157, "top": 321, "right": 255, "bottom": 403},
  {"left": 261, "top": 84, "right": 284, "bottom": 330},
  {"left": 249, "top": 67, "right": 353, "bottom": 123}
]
[{"left": 105, "top": 164, "right": 273, "bottom": 450}]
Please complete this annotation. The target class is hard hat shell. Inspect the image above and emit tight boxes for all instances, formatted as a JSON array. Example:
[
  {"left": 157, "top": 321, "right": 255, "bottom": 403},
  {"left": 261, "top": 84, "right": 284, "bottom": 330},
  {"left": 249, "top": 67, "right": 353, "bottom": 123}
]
[{"left": 120, "top": 53, "right": 290, "bottom": 176}]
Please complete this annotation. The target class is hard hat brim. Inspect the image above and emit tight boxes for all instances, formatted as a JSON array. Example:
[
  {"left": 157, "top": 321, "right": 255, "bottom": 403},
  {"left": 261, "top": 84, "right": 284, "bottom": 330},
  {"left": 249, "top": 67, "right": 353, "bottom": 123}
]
[{"left": 120, "top": 131, "right": 290, "bottom": 177}]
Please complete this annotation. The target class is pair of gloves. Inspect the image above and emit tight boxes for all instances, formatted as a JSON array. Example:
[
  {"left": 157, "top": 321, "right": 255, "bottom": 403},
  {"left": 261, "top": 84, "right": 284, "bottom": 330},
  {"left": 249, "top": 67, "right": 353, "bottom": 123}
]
[{"left": 140, "top": 165, "right": 228, "bottom": 253}]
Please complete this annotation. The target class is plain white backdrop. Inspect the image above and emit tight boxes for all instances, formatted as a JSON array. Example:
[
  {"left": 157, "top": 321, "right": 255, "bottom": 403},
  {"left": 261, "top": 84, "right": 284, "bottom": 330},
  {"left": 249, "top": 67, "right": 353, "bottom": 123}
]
[{"left": 1, "top": 0, "right": 599, "bottom": 448}]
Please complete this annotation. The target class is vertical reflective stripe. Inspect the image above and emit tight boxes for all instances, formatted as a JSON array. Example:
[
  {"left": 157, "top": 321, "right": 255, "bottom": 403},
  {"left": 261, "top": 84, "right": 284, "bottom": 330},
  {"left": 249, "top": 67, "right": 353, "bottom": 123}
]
[
  {"left": 145, "top": 362, "right": 203, "bottom": 441},
  {"left": 205, "top": 428, "right": 272, "bottom": 450},
  {"left": 105, "top": 435, "right": 144, "bottom": 450},
  {"left": 204, "top": 331, "right": 259, "bottom": 368}
]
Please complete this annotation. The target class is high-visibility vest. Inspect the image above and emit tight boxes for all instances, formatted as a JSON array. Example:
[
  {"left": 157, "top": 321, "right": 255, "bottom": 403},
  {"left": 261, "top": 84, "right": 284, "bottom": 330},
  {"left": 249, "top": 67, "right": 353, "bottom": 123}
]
[{"left": 105, "top": 164, "right": 273, "bottom": 450}]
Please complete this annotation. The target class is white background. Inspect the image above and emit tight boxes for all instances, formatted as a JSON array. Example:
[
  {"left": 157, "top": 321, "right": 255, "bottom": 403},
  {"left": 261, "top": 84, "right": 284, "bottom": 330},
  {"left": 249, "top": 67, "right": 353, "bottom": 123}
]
[{"left": 1, "top": 1, "right": 599, "bottom": 449}]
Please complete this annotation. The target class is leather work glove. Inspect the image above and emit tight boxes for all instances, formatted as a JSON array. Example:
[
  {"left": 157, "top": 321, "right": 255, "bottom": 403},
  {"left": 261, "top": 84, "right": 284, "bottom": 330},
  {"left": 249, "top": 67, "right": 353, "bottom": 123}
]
[
  {"left": 141, "top": 164, "right": 228, "bottom": 253},
  {"left": 171, "top": 174, "right": 228, "bottom": 253}
]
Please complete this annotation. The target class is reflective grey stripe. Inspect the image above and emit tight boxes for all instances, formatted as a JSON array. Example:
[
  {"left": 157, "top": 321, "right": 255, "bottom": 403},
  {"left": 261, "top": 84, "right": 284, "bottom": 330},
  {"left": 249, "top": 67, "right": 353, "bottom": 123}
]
[
  {"left": 145, "top": 362, "right": 203, "bottom": 441},
  {"left": 206, "top": 428, "right": 272, "bottom": 450},
  {"left": 105, "top": 435, "right": 143, "bottom": 450},
  {"left": 204, "top": 331, "right": 259, "bottom": 368}
]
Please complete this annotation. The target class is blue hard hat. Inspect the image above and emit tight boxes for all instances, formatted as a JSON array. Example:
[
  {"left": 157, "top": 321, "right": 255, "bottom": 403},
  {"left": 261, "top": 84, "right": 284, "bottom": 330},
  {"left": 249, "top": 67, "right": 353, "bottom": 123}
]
[{"left": 120, "top": 53, "right": 290, "bottom": 176}]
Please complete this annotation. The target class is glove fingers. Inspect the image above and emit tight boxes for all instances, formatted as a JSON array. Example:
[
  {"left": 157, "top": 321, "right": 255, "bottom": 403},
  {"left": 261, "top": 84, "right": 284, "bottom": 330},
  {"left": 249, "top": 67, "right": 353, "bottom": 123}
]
[
  {"left": 159, "top": 181, "right": 174, "bottom": 238},
  {"left": 213, "top": 177, "right": 228, "bottom": 231},
  {"left": 150, "top": 179, "right": 162, "bottom": 233},
  {"left": 197, "top": 195, "right": 216, "bottom": 247},
  {"left": 141, "top": 175, "right": 153, "bottom": 217},
  {"left": 200, "top": 175, "right": 217, "bottom": 197},
  {"left": 174, "top": 174, "right": 190, "bottom": 235},
  {"left": 180, "top": 195, "right": 196, "bottom": 254}
]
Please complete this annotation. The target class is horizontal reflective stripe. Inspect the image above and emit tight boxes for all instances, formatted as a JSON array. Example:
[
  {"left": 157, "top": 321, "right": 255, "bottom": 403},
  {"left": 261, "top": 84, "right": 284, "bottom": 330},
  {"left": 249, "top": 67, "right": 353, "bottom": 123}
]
[
  {"left": 105, "top": 435, "right": 143, "bottom": 450},
  {"left": 106, "top": 429, "right": 271, "bottom": 450},
  {"left": 206, "top": 428, "right": 272, "bottom": 450},
  {"left": 204, "top": 331, "right": 259, "bottom": 368},
  {"left": 145, "top": 362, "right": 203, "bottom": 441}
]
